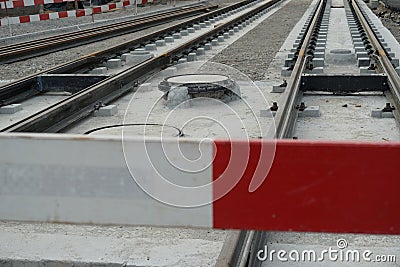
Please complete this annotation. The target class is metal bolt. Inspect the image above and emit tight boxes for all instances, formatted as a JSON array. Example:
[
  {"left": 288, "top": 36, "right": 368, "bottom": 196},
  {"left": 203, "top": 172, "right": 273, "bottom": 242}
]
[
  {"left": 382, "top": 103, "right": 395, "bottom": 112},
  {"left": 270, "top": 102, "right": 278, "bottom": 111}
]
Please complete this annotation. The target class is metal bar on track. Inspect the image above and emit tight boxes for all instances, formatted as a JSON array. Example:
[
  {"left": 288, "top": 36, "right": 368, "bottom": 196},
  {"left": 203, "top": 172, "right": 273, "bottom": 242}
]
[{"left": 351, "top": 0, "right": 400, "bottom": 112}]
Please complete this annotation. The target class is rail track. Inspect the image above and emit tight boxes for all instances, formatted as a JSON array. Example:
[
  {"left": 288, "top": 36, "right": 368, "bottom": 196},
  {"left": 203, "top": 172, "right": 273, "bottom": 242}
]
[
  {"left": 217, "top": 0, "right": 400, "bottom": 266},
  {"left": 1, "top": 0, "right": 400, "bottom": 265},
  {"left": 0, "top": 3, "right": 217, "bottom": 64},
  {"left": 0, "top": 0, "right": 282, "bottom": 132},
  {"left": 0, "top": 0, "right": 260, "bottom": 107}
]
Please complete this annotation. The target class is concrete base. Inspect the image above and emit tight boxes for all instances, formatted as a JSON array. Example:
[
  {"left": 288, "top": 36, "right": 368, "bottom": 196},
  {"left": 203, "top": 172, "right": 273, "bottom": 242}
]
[
  {"left": 126, "top": 54, "right": 154, "bottom": 65},
  {"left": 0, "top": 104, "right": 22, "bottom": 114},
  {"left": 132, "top": 49, "right": 150, "bottom": 55},
  {"left": 358, "top": 58, "right": 370, "bottom": 67},
  {"left": 173, "top": 33, "right": 181, "bottom": 39},
  {"left": 354, "top": 46, "right": 366, "bottom": 53},
  {"left": 155, "top": 40, "right": 166, "bottom": 47},
  {"left": 311, "top": 58, "right": 324, "bottom": 68},
  {"left": 298, "top": 106, "right": 320, "bottom": 117},
  {"left": 94, "top": 105, "right": 118, "bottom": 117},
  {"left": 396, "top": 67, "right": 400, "bottom": 76},
  {"left": 356, "top": 52, "right": 369, "bottom": 59},
  {"left": 272, "top": 85, "right": 285, "bottom": 93},
  {"left": 90, "top": 67, "right": 107, "bottom": 74},
  {"left": 145, "top": 44, "right": 157, "bottom": 51},
  {"left": 121, "top": 53, "right": 131, "bottom": 61},
  {"left": 308, "top": 67, "right": 324, "bottom": 74},
  {"left": 360, "top": 67, "right": 375, "bottom": 74},
  {"left": 260, "top": 109, "right": 276, "bottom": 117},
  {"left": 165, "top": 36, "right": 174, "bottom": 43},
  {"left": 177, "top": 58, "right": 187, "bottom": 64},
  {"left": 106, "top": 59, "right": 122, "bottom": 69},
  {"left": 314, "top": 52, "right": 325, "bottom": 59},
  {"left": 371, "top": 109, "right": 395, "bottom": 118},
  {"left": 187, "top": 53, "right": 197, "bottom": 62},
  {"left": 391, "top": 58, "right": 399, "bottom": 68},
  {"left": 281, "top": 68, "right": 292, "bottom": 77},
  {"left": 163, "top": 67, "right": 177, "bottom": 76},
  {"left": 197, "top": 48, "right": 205, "bottom": 56}
]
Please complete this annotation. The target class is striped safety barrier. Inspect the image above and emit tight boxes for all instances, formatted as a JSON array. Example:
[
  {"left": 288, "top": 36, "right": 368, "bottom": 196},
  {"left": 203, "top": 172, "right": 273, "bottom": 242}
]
[
  {"left": 1, "top": 0, "right": 80, "bottom": 9},
  {"left": 0, "top": 0, "right": 155, "bottom": 26},
  {"left": 0, "top": 133, "right": 399, "bottom": 235}
]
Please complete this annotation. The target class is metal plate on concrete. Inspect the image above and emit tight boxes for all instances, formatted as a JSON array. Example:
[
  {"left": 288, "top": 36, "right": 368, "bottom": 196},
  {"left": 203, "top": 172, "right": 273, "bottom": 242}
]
[{"left": 300, "top": 74, "right": 389, "bottom": 92}]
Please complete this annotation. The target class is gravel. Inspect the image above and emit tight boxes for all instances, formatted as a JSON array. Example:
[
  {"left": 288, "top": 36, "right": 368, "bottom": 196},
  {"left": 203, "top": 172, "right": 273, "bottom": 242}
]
[
  {"left": 371, "top": 3, "right": 400, "bottom": 42},
  {"left": 0, "top": 18, "right": 188, "bottom": 80},
  {"left": 211, "top": 0, "right": 312, "bottom": 81}
]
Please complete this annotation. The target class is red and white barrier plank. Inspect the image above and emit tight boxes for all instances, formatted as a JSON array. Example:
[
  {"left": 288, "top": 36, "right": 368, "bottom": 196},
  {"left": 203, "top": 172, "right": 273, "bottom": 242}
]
[
  {"left": 0, "top": 0, "right": 152, "bottom": 26},
  {"left": 0, "top": 133, "right": 399, "bottom": 235}
]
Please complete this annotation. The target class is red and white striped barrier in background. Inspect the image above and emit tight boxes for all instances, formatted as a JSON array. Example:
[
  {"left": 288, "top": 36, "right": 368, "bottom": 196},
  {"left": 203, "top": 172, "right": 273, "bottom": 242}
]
[
  {"left": 0, "top": 133, "right": 399, "bottom": 235},
  {"left": 0, "top": 0, "right": 155, "bottom": 26},
  {"left": 1, "top": 0, "right": 77, "bottom": 9}
]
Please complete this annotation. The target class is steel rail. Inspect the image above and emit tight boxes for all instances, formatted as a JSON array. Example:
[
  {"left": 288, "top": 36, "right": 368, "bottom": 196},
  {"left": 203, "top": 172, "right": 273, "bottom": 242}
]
[
  {"left": 351, "top": 0, "right": 400, "bottom": 112},
  {"left": 247, "top": 1, "right": 398, "bottom": 266},
  {"left": 0, "top": 4, "right": 215, "bottom": 64},
  {"left": 0, "top": 0, "right": 255, "bottom": 106},
  {"left": 217, "top": 2, "right": 400, "bottom": 266},
  {"left": 1, "top": 0, "right": 281, "bottom": 133},
  {"left": 246, "top": 1, "right": 325, "bottom": 266},
  {"left": 216, "top": 1, "right": 326, "bottom": 266},
  {"left": 269, "top": 0, "right": 325, "bottom": 139}
]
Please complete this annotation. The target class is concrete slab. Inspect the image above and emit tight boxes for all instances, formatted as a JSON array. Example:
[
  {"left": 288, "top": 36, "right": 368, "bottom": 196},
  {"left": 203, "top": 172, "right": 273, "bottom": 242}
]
[
  {"left": 90, "top": 67, "right": 108, "bottom": 74},
  {"left": 312, "top": 58, "right": 324, "bottom": 67},
  {"left": 106, "top": 59, "right": 122, "bottom": 69},
  {"left": 358, "top": 57, "right": 370, "bottom": 67},
  {"left": 298, "top": 105, "right": 320, "bottom": 117},
  {"left": 145, "top": 44, "right": 157, "bottom": 51},
  {"left": 0, "top": 104, "right": 22, "bottom": 114},
  {"left": 93, "top": 104, "right": 118, "bottom": 116}
]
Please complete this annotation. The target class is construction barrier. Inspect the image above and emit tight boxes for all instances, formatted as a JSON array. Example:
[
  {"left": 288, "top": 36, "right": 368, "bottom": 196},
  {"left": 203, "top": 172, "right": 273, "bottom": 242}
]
[
  {"left": 0, "top": 0, "right": 155, "bottom": 26},
  {"left": 0, "top": 133, "right": 399, "bottom": 235}
]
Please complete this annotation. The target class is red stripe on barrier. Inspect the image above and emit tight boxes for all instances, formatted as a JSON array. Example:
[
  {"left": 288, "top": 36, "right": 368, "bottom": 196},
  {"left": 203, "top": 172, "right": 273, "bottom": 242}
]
[
  {"left": 93, "top": 6, "right": 101, "bottom": 13},
  {"left": 13, "top": 0, "right": 24, "bottom": 7},
  {"left": 58, "top": 11, "right": 68, "bottom": 18},
  {"left": 19, "top": 15, "right": 30, "bottom": 23},
  {"left": 213, "top": 140, "right": 400, "bottom": 234},
  {"left": 34, "top": 0, "right": 44, "bottom": 5},
  {"left": 39, "top": 13, "right": 50, "bottom": 20},
  {"left": 76, "top": 9, "right": 85, "bottom": 17},
  {"left": 122, "top": 0, "right": 129, "bottom": 6},
  {"left": 109, "top": 3, "right": 116, "bottom": 9}
]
